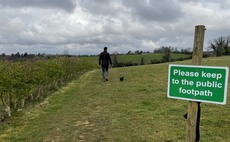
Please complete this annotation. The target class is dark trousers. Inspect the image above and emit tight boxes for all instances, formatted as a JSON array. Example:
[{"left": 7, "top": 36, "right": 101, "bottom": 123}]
[{"left": 101, "top": 66, "right": 109, "bottom": 79}]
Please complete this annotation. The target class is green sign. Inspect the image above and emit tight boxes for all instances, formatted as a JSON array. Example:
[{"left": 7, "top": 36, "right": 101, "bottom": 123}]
[{"left": 167, "top": 64, "right": 229, "bottom": 105}]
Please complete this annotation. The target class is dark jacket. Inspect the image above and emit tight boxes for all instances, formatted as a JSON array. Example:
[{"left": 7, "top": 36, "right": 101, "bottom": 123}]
[{"left": 99, "top": 51, "right": 112, "bottom": 67}]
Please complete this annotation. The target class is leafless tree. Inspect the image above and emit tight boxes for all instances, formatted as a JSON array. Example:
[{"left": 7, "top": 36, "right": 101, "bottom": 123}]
[{"left": 208, "top": 35, "right": 230, "bottom": 56}]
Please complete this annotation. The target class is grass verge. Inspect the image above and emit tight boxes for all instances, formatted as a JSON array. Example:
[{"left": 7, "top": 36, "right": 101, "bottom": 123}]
[{"left": 0, "top": 56, "right": 230, "bottom": 142}]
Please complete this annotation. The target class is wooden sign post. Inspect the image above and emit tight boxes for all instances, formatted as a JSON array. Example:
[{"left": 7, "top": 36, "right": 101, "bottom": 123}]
[{"left": 186, "top": 25, "right": 206, "bottom": 142}]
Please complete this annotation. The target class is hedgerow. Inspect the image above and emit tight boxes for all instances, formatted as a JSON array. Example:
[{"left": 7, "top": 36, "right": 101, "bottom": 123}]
[{"left": 0, "top": 57, "right": 98, "bottom": 118}]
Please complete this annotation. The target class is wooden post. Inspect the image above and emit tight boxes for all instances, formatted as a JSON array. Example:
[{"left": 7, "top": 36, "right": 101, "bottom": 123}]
[{"left": 186, "top": 25, "right": 206, "bottom": 142}]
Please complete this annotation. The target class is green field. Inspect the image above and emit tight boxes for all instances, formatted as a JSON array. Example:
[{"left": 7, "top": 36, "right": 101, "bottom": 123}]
[
  {"left": 79, "top": 53, "right": 191, "bottom": 65},
  {"left": 0, "top": 56, "right": 230, "bottom": 141}
]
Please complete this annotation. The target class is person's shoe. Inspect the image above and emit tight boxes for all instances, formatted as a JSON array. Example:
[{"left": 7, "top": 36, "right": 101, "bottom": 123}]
[{"left": 106, "top": 78, "right": 108, "bottom": 81}]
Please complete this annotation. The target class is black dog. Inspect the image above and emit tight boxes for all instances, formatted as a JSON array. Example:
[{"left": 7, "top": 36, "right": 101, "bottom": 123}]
[{"left": 120, "top": 76, "right": 124, "bottom": 81}]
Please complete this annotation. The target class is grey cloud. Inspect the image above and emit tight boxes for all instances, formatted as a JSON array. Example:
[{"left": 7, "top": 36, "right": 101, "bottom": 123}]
[
  {"left": 0, "top": 0, "right": 75, "bottom": 12},
  {"left": 219, "top": 0, "right": 230, "bottom": 9},
  {"left": 0, "top": 0, "right": 230, "bottom": 55},
  {"left": 122, "top": 0, "right": 183, "bottom": 22},
  {"left": 80, "top": 0, "right": 183, "bottom": 22},
  {"left": 79, "top": 0, "right": 125, "bottom": 17}
]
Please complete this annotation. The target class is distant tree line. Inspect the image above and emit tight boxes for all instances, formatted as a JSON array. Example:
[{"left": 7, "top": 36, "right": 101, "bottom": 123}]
[
  {"left": 126, "top": 50, "right": 151, "bottom": 55},
  {"left": 0, "top": 52, "right": 77, "bottom": 61},
  {"left": 152, "top": 35, "right": 230, "bottom": 63},
  {"left": 1, "top": 35, "right": 228, "bottom": 62},
  {"left": 153, "top": 46, "right": 193, "bottom": 63},
  {"left": 153, "top": 46, "right": 192, "bottom": 54},
  {"left": 111, "top": 47, "right": 193, "bottom": 68}
]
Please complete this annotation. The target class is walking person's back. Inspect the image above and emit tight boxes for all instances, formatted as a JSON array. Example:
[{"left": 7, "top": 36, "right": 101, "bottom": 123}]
[{"left": 99, "top": 47, "right": 112, "bottom": 81}]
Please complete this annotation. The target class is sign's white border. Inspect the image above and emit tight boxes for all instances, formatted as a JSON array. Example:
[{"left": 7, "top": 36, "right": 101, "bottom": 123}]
[{"left": 167, "top": 64, "right": 229, "bottom": 105}]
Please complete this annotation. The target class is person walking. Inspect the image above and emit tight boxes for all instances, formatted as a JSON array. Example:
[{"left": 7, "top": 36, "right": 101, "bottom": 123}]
[{"left": 99, "top": 47, "right": 112, "bottom": 81}]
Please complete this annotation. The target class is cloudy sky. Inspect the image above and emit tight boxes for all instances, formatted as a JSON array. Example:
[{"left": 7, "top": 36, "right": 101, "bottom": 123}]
[{"left": 0, "top": 0, "right": 229, "bottom": 55}]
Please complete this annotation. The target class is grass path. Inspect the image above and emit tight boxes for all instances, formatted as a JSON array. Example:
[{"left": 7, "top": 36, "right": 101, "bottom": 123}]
[{"left": 1, "top": 57, "right": 230, "bottom": 142}]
